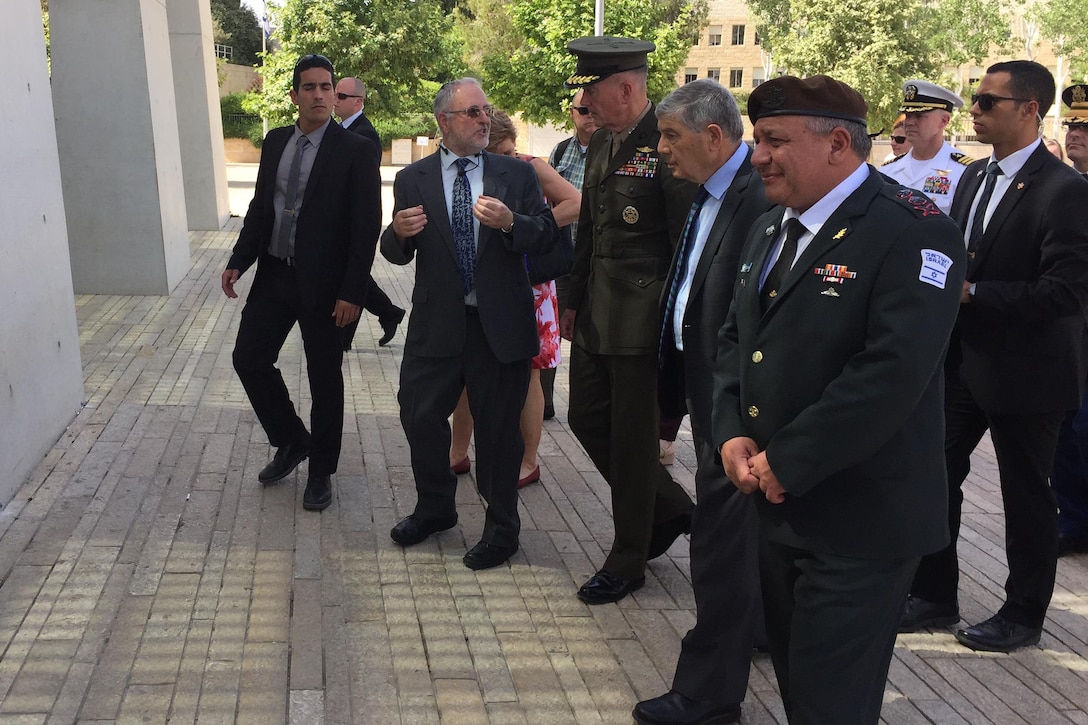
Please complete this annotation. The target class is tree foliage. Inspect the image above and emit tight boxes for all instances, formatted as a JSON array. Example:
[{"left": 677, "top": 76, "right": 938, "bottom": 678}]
[
  {"left": 210, "top": 0, "right": 263, "bottom": 66},
  {"left": 247, "top": 0, "right": 466, "bottom": 130},
  {"left": 749, "top": 0, "right": 1010, "bottom": 131},
  {"left": 460, "top": 0, "right": 709, "bottom": 126}
]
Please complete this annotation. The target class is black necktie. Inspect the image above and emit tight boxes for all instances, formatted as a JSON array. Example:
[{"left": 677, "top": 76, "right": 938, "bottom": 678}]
[
  {"left": 761, "top": 218, "right": 805, "bottom": 313},
  {"left": 968, "top": 161, "right": 1002, "bottom": 249},
  {"left": 452, "top": 158, "right": 475, "bottom": 294}
]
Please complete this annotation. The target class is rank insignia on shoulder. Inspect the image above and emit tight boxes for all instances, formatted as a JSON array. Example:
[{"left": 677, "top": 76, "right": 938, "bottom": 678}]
[
  {"left": 893, "top": 187, "right": 943, "bottom": 217},
  {"left": 882, "top": 153, "right": 907, "bottom": 166},
  {"left": 950, "top": 152, "right": 974, "bottom": 166}
]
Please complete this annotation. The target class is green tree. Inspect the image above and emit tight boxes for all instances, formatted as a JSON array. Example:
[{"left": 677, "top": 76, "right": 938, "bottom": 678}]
[
  {"left": 210, "top": 0, "right": 263, "bottom": 66},
  {"left": 462, "top": 0, "right": 708, "bottom": 126},
  {"left": 749, "top": 0, "right": 1009, "bottom": 132},
  {"left": 247, "top": 0, "right": 465, "bottom": 131}
]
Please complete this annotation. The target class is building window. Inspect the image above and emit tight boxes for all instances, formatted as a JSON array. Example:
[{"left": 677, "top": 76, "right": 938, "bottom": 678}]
[
  {"left": 709, "top": 25, "right": 722, "bottom": 46},
  {"left": 215, "top": 43, "right": 233, "bottom": 60},
  {"left": 729, "top": 68, "right": 744, "bottom": 88},
  {"left": 732, "top": 25, "right": 745, "bottom": 45},
  {"left": 752, "top": 69, "right": 765, "bottom": 88},
  {"left": 707, "top": 68, "right": 721, "bottom": 81},
  {"left": 754, "top": 30, "right": 761, "bottom": 46},
  {"left": 684, "top": 69, "right": 698, "bottom": 84}
]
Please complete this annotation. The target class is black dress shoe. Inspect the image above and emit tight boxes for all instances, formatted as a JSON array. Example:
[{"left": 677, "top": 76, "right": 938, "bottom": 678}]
[
  {"left": 576, "top": 569, "right": 645, "bottom": 605},
  {"left": 633, "top": 691, "right": 741, "bottom": 725},
  {"left": 648, "top": 507, "right": 694, "bottom": 559},
  {"left": 954, "top": 614, "right": 1042, "bottom": 653},
  {"left": 543, "top": 403, "right": 555, "bottom": 420},
  {"left": 258, "top": 440, "right": 310, "bottom": 484},
  {"left": 898, "top": 594, "right": 959, "bottom": 632},
  {"left": 390, "top": 513, "right": 458, "bottom": 546},
  {"left": 378, "top": 307, "right": 406, "bottom": 347},
  {"left": 1058, "top": 532, "right": 1088, "bottom": 557},
  {"left": 463, "top": 540, "right": 519, "bottom": 570},
  {"left": 302, "top": 475, "right": 332, "bottom": 511}
]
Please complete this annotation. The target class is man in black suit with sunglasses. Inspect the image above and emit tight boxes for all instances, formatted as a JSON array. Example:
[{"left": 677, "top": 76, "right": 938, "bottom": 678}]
[{"left": 902, "top": 60, "right": 1088, "bottom": 653}]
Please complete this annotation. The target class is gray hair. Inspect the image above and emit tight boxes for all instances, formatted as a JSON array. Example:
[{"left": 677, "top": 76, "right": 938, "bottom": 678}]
[
  {"left": 804, "top": 116, "right": 872, "bottom": 159},
  {"left": 433, "top": 78, "right": 483, "bottom": 116},
  {"left": 656, "top": 79, "right": 744, "bottom": 142}
]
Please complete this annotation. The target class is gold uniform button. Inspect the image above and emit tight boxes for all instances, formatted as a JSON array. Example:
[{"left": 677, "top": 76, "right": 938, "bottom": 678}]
[
  {"left": 751, "top": 351, "right": 763, "bottom": 363},
  {"left": 747, "top": 406, "right": 759, "bottom": 418}
]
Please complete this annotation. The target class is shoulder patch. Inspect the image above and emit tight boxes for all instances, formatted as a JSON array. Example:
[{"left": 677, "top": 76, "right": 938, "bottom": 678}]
[
  {"left": 950, "top": 152, "right": 974, "bottom": 167},
  {"left": 892, "top": 186, "right": 944, "bottom": 217},
  {"left": 882, "top": 152, "right": 908, "bottom": 167}
]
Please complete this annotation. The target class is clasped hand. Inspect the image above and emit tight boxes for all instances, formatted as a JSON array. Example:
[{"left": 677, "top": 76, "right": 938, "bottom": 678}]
[
  {"left": 391, "top": 196, "right": 514, "bottom": 241},
  {"left": 720, "top": 437, "right": 787, "bottom": 504}
]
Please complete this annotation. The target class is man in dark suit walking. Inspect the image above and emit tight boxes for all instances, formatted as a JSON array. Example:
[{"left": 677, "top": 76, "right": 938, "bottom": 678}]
[
  {"left": 632, "top": 78, "right": 770, "bottom": 725},
  {"left": 222, "top": 54, "right": 382, "bottom": 511},
  {"left": 381, "top": 78, "right": 558, "bottom": 571},
  {"left": 333, "top": 76, "right": 406, "bottom": 350},
  {"left": 714, "top": 75, "right": 965, "bottom": 722},
  {"left": 559, "top": 36, "right": 697, "bottom": 605},
  {"left": 901, "top": 60, "right": 1088, "bottom": 652}
]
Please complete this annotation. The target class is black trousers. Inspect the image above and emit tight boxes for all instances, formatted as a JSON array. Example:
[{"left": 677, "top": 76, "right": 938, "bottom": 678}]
[
  {"left": 670, "top": 432, "right": 762, "bottom": 706},
  {"left": 340, "top": 275, "right": 400, "bottom": 349},
  {"left": 398, "top": 310, "right": 529, "bottom": 547},
  {"left": 567, "top": 344, "right": 694, "bottom": 579},
  {"left": 233, "top": 257, "right": 344, "bottom": 476},
  {"left": 1052, "top": 387, "right": 1088, "bottom": 538},
  {"left": 910, "top": 373, "right": 1063, "bottom": 627},
  {"left": 761, "top": 540, "right": 917, "bottom": 724}
]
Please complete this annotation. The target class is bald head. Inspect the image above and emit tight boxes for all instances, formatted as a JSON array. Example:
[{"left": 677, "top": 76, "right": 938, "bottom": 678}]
[{"left": 334, "top": 77, "right": 367, "bottom": 121}]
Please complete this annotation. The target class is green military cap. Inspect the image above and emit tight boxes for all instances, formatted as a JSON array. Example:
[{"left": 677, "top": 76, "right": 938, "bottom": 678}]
[
  {"left": 900, "top": 80, "right": 963, "bottom": 113},
  {"left": 748, "top": 74, "right": 868, "bottom": 126},
  {"left": 565, "top": 36, "right": 655, "bottom": 88},
  {"left": 1062, "top": 84, "right": 1088, "bottom": 126}
]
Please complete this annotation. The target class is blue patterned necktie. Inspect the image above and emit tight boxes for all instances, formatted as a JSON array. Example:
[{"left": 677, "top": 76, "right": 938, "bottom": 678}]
[
  {"left": 660, "top": 185, "right": 710, "bottom": 359},
  {"left": 968, "top": 161, "right": 1002, "bottom": 249},
  {"left": 452, "top": 157, "right": 476, "bottom": 295}
]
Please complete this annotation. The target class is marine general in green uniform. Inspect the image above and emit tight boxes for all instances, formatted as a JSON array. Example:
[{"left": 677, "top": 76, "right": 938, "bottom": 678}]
[{"left": 558, "top": 37, "right": 697, "bottom": 604}]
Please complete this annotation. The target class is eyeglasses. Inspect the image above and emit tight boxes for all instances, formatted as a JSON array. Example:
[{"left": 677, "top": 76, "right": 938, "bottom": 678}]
[
  {"left": 444, "top": 105, "right": 494, "bottom": 118},
  {"left": 572, "top": 106, "right": 590, "bottom": 116},
  {"left": 336, "top": 93, "right": 362, "bottom": 100},
  {"left": 971, "top": 93, "right": 1030, "bottom": 112},
  {"left": 891, "top": 135, "right": 907, "bottom": 144}
]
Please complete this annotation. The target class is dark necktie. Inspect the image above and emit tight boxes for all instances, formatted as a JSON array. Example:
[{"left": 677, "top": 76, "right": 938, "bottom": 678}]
[
  {"left": 968, "top": 161, "right": 1002, "bottom": 249},
  {"left": 660, "top": 185, "right": 711, "bottom": 358},
  {"left": 452, "top": 157, "right": 476, "bottom": 295},
  {"left": 272, "top": 134, "right": 309, "bottom": 259},
  {"left": 761, "top": 218, "right": 805, "bottom": 313}
]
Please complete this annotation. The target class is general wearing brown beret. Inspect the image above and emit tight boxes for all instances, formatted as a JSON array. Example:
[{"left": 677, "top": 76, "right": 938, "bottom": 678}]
[
  {"left": 565, "top": 36, "right": 655, "bottom": 88},
  {"left": 748, "top": 75, "right": 868, "bottom": 126}
]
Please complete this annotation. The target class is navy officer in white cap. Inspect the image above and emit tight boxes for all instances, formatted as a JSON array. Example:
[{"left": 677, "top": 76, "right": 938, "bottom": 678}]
[{"left": 882, "top": 79, "right": 973, "bottom": 214}]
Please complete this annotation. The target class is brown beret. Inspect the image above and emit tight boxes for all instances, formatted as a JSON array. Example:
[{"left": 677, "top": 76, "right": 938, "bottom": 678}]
[{"left": 748, "top": 75, "right": 868, "bottom": 126}]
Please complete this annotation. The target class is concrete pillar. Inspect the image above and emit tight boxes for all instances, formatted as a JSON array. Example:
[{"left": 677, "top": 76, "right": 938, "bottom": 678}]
[
  {"left": 168, "top": 0, "right": 231, "bottom": 231},
  {"left": 1, "top": 1, "right": 85, "bottom": 501},
  {"left": 50, "top": 0, "right": 191, "bottom": 295}
]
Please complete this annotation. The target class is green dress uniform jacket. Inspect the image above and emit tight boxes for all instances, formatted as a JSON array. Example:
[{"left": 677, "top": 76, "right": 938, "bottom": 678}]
[
  {"left": 567, "top": 105, "right": 697, "bottom": 353},
  {"left": 712, "top": 167, "right": 966, "bottom": 559}
]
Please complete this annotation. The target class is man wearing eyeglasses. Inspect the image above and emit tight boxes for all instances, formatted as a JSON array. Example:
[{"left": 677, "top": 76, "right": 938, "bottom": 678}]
[
  {"left": 881, "top": 80, "right": 972, "bottom": 215},
  {"left": 333, "top": 76, "right": 407, "bottom": 350},
  {"left": 901, "top": 60, "right": 1088, "bottom": 653},
  {"left": 222, "top": 54, "right": 382, "bottom": 512},
  {"left": 540, "top": 89, "right": 598, "bottom": 419},
  {"left": 560, "top": 36, "right": 698, "bottom": 605},
  {"left": 381, "top": 78, "right": 559, "bottom": 571}
]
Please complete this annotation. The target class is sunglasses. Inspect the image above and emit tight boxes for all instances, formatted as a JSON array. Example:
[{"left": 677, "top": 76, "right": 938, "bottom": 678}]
[
  {"left": 891, "top": 135, "right": 907, "bottom": 144},
  {"left": 444, "top": 105, "right": 494, "bottom": 119},
  {"left": 572, "top": 106, "right": 591, "bottom": 116},
  {"left": 336, "top": 92, "right": 362, "bottom": 100},
  {"left": 295, "top": 53, "right": 331, "bottom": 68},
  {"left": 971, "top": 93, "right": 1030, "bottom": 112}
]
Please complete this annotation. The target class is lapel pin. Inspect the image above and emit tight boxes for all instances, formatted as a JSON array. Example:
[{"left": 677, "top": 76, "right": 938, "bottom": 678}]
[
  {"left": 740, "top": 262, "right": 753, "bottom": 273},
  {"left": 765, "top": 225, "right": 775, "bottom": 236},
  {"left": 1017, "top": 182, "right": 1025, "bottom": 190},
  {"left": 832, "top": 228, "right": 847, "bottom": 240}
]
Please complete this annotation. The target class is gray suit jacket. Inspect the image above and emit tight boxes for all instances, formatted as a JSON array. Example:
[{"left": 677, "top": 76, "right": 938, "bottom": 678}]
[{"left": 380, "top": 151, "right": 558, "bottom": 363}]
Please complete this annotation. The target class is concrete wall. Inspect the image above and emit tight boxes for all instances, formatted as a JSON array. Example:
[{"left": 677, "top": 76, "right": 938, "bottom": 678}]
[
  {"left": 51, "top": 0, "right": 191, "bottom": 295},
  {"left": 1, "top": 1, "right": 85, "bottom": 502}
]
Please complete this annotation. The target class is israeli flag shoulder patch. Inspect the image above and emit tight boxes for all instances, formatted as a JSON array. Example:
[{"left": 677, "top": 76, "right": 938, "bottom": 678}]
[{"left": 919, "top": 249, "right": 953, "bottom": 290}]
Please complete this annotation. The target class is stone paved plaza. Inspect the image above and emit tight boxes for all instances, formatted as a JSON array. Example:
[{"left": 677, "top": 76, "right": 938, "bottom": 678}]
[{"left": 1, "top": 166, "right": 1087, "bottom": 723}]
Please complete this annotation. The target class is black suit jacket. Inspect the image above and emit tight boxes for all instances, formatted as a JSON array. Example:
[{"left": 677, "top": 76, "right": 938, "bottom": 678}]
[
  {"left": 659, "top": 148, "right": 770, "bottom": 440},
  {"left": 346, "top": 112, "right": 382, "bottom": 153},
  {"left": 227, "top": 121, "right": 382, "bottom": 312},
  {"left": 949, "top": 144, "right": 1088, "bottom": 414},
  {"left": 380, "top": 151, "right": 558, "bottom": 363},
  {"left": 712, "top": 168, "right": 965, "bottom": 558}
]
